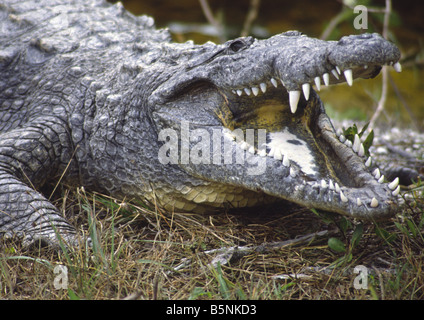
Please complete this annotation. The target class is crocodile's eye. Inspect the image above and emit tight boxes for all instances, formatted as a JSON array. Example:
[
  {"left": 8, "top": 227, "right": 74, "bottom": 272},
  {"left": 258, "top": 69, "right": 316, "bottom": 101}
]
[{"left": 229, "top": 40, "right": 246, "bottom": 52}]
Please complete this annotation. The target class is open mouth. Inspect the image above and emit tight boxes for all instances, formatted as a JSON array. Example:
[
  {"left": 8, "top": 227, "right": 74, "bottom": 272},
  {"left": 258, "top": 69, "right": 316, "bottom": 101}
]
[{"left": 215, "top": 63, "right": 401, "bottom": 219}]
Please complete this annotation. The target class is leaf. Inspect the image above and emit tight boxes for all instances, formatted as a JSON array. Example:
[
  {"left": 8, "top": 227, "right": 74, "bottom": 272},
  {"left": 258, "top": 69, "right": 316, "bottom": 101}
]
[
  {"left": 328, "top": 237, "right": 346, "bottom": 253},
  {"left": 351, "top": 223, "right": 364, "bottom": 249}
]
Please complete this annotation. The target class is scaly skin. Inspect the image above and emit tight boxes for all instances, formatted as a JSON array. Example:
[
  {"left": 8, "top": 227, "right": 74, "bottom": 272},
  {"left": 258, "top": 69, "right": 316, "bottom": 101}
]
[{"left": 0, "top": 0, "right": 401, "bottom": 247}]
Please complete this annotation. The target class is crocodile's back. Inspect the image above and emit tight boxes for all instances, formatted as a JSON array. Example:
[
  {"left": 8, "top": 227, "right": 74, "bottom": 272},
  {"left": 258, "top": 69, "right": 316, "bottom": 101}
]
[{"left": 0, "top": 0, "right": 170, "bottom": 132}]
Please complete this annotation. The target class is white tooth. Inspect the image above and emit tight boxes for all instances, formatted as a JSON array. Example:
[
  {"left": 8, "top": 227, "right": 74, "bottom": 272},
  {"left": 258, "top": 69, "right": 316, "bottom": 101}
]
[
  {"left": 268, "top": 148, "right": 275, "bottom": 157},
  {"left": 331, "top": 69, "right": 340, "bottom": 80},
  {"left": 370, "top": 197, "right": 379, "bottom": 208},
  {"left": 290, "top": 167, "right": 296, "bottom": 177},
  {"left": 237, "top": 89, "right": 243, "bottom": 96},
  {"left": 260, "top": 82, "right": 267, "bottom": 93},
  {"left": 258, "top": 149, "right": 267, "bottom": 157},
  {"left": 339, "top": 134, "right": 346, "bottom": 143},
  {"left": 282, "top": 155, "right": 290, "bottom": 167},
  {"left": 314, "top": 77, "right": 321, "bottom": 91},
  {"left": 302, "top": 83, "right": 310, "bottom": 100},
  {"left": 378, "top": 175, "right": 385, "bottom": 184},
  {"left": 393, "top": 62, "right": 402, "bottom": 73},
  {"left": 240, "top": 141, "right": 248, "bottom": 150},
  {"left": 363, "top": 65, "right": 368, "bottom": 69},
  {"left": 340, "top": 190, "right": 348, "bottom": 203},
  {"left": 388, "top": 177, "right": 399, "bottom": 190},
  {"left": 232, "top": 90, "right": 236, "bottom": 94},
  {"left": 329, "top": 180, "right": 335, "bottom": 190},
  {"left": 358, "top": 143, "right": 365, "bottom": 157},
  {"left": 248, "top": 146, "right": 255, "bottom": 154},
  {"left": 343, "top": 69, "right": 353, "bottom": 86},
  {"left": 353, "top": 134, "right": 361, "bottom": 152},
  {"left": 336, "top": 128, "right": 343, "bottom": 137},
  {"left": 365, "top": 157, "right": 372, "bottom": 167},
  {"left": 335, "top": 183, "right": 340, "bottom": 193},
  {"left": 336, "top": 66, "right": 341, "bottom": 74},
  {"left": 392, "top": 185, "right": 400, "bottom": 196},
  {"left": 273, "top": 149, "right": 282, "bottom": 160},
  {"left": 356, "top": 198, "right": 362, "bottom": 206},
  {"left": 289, "top": 90, "right": 301, "bottom": 114},
  {"left": 251, "top": 87, "right": 259, "bottom": 96},
  {"left": 244, "top": 88, "right": 251, "bottom": 96},
  {"left": 321, "top": 180, "right": 327, "bottom": 189},
  {"left": 373, "top": 168, "right": 381, "bottom": 180},
  {"left": 271, "top": 78, "right": 278, "bottom": 88},
  {"left": 344, "top": 140, "right": 352, "bottom": 148},
  {"left": 323, "top": 73, "right": 330, "bottom": 86}
]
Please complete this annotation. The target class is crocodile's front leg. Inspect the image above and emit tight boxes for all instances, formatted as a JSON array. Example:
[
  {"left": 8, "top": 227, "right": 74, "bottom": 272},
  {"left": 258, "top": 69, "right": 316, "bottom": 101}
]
[{"left": 0, "top": 116, "right": 78, "bottom": 247}]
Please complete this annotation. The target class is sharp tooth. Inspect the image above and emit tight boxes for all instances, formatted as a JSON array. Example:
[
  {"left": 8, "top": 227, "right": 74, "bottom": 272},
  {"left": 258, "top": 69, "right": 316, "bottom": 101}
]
[
  {"left": 323, "top": 73, "right": 330, "bottom": 86},
  {"left": 289, "top": 90, "right": 301, "bottom": 114},
  {"left": 314, "top": 77, "right": 321, "bottom": 91},
  {"left": 378, "top": 175, "right": 385, "bottom": 184},
  {"left": 268, "top": 148, "right": 275, "bottom": 157},
  {"left": 388, "top": 177, "right": 399, "bottom": 190},
  {"left": 321, "top": 180, "right": 327, "bottom": 189},
  {"left": 393, "top": 62, "right": 402, "bottom": 73},
  {"left": 232, "top": 90, "right": 236, "bottom": 94},
  {"left": 258, "top": 149, "right": 267, "bottom": 157},
  {"left": 329, "top": 180, "right": 335, "bottom": 190},
  {"left": 290, "top": 167, "right": 296, "bottom": 177},
  {"left": 344, "top": 139, "right": 352, "bottom": 148},
  {"left": 248, "top": 146, "right": 255, "bottom": 154},
  {"left": 336, "top": 66, "right": 341, "bottom": 74},
  {"left": 353, "top": 134, "right": 361, "bottom": 152},
  {"left": 343, "top": 69, "right": 353, "bottom": 86},
  {"left": 302, "top": 83, "right": 310, "bottom": 100},
  {"left": 237, "top": 89, "right": 243, "bottom": 96},
  {"left": 270, "top": 78, "right": 278, "bottom": 88},
  {"left": 282, "top": 155, "right": 290, "bottom": 167},
  {"left": 240, "top": 141, "right": 248, "bottom": 150},
  {"left": 335, "top": 183, "right": 340, "bottom": 193},
  {"left": 365, "top": 157, "right": 372, "bottom": 167},
  {"left": 339, "top": 134, "right": 346, "bottom": 143},
  {"left": 392, "top": 185, "right": 400, "bottom": 196},
  {"left": 331, "top": 69, "right": 340, "bottom": 80},
  {"left": 260, "top": 82, "right": 267, "bottom": 93},
  {"left": 358, "top": 143, "right": 365, "bottom": 157},
  {"left": 370, "top": 197, "right": 379, "bottom": 208},
  {"left": 251, "top": 87, "right": 259, "bottom": 96},
  {"left": 244, "top": 88, "right": 251, "bottom": 96},
  {"left": 340, "top": 190, "right": 348, "bottom": 203},
  {"left": 356, "top": 198, "right": 362, "bottom": 206},
  {"left": 373, "top": 168, "right": 381, "bottom": 180},
  {"left": 273, "top": 149, "right": 282, "bottom": 160}
]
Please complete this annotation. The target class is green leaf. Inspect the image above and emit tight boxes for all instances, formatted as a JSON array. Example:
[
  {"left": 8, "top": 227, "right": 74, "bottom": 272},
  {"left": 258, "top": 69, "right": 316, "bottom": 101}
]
[
  {"left": 328, "top": 237, "right": 346, "bottom": 253},
  {"left": 351, "top": 223, "right": 364, "bottom": 249}
]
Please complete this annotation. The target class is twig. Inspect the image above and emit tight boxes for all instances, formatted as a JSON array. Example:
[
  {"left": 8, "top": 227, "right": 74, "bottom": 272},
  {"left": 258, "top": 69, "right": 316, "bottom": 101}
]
[
  {"left": 369, "top": 0, "right": 392, "bottom": 129},
  {"left": 240, "top": 0, "right": 261, "bottom": 37},
  {"left": 170, "top": 229, "right": 332, "bottom": 272},
  {"left": 198, "top": 0, "right": 226, "bottom": 43}
]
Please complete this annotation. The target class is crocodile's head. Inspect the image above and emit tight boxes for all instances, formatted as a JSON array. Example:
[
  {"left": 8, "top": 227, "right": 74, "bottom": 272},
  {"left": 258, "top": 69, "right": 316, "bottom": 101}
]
[{"left": 150, "top": 31, "right": 401, "bottom": 220}]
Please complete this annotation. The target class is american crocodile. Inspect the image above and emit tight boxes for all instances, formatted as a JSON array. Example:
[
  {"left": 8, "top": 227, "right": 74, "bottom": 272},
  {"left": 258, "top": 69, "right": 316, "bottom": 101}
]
[{"left": 0, "top": 0, "right": 402, "bottom": 246}]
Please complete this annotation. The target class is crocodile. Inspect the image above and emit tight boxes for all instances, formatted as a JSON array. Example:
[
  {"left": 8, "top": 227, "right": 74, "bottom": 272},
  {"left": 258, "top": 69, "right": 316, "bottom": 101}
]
[{"left": 0, "top": 0, "right": 402, "bottom": 247}]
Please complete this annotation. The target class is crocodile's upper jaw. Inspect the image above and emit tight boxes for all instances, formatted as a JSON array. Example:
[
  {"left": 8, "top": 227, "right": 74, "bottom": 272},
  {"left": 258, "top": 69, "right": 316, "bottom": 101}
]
[{"left": 151, "top": 33, "right": 402, "bottom": 220}]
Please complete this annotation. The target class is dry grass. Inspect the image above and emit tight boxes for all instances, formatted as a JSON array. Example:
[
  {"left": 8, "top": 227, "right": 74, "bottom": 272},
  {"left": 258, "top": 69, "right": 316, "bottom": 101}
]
[{"left": 1, "top": 183, "right": 423, "bottom": 300}]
